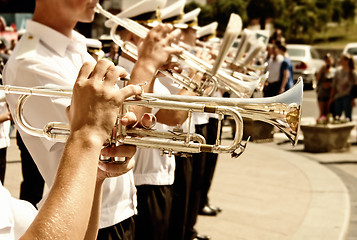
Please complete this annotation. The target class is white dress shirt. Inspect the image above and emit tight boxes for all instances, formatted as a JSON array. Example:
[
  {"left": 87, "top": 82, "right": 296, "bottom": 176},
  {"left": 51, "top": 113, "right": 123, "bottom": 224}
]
[
  {"left": 3, "top": 20, "right": 137, "bottom": 228},
  {"left": 0, "top": 182, "right": 37, "bottom": 240},
  {"left": 266, "top": 54, "right": 284, "bottom": 83},
  {"left": 118, "top": 57, "right": 175, "bottom": 186},
  {"left": 0, "top": 92, "right": 10, "bottom": 150}
]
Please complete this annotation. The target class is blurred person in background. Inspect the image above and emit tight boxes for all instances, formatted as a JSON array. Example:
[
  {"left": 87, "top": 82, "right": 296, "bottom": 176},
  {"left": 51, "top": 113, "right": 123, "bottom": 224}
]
[
  {"left": 276, "top": 42, "right": 294, "bottom": 94},
  {"left": 105, "top": 42, "right": 119, "bottom": 65},
  {"left": 328, "top": 53, "right": 357, "bottom": 120},
  {"left": 0, "top": 40, "right": 9, "bottom": 75},
  {"left": 316, "top": 53, "right": 335, "bottom": 118},
  {"left": 0, "top": 39, "right": 11, "bottom": 185},
  {"left": 0, "top": 92, "right": 11, "bottom": 184},
  {"left": 264, "top": 43, "right": 284, "bottom": 97}
]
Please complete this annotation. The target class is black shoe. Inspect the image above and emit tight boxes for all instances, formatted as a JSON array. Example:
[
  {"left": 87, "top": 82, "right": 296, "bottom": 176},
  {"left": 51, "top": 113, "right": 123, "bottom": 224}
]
[
  {"left": 193, "top": 234, "right": 211, "bottom": 240},
  {"left": 208, "top": 204, "right": 222, "bottom": 213},
  {"left": 199, "top": 205, "right": 217, "bottom": 216}
]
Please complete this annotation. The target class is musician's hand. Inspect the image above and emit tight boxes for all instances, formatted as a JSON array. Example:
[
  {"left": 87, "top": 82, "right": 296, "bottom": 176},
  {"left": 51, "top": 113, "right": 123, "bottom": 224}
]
[
  {"left": 137, "top": 23, "right": 182, "bottom": 71},
  {"left": 158, "top": 61, "right": 182, "bottom": 76},
  {"left": 96, "top": 112, "right": 156, "bottom": 181},
  {"left": 97, "top": 144, "right": 136, "bottom": 181},
  {"left": 196, "top": 48, "right": 215, "bottom": 65},
  {"left": 69, "top": 59, "right": 142, "bottom": 144}
]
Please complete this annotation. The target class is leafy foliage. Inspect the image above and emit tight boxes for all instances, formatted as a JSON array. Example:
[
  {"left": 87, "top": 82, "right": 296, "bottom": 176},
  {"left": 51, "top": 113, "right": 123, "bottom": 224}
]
[{"left": 187, "top": 0, "right": 357, "bottom": 44}]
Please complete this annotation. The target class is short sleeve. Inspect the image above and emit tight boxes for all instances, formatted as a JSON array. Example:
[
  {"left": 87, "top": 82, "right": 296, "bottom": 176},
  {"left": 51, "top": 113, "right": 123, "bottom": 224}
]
[
  {"left": 281, "top": 60, "right": 289, "bottom": 71},
  {"left": 353, "top": 71, "right": 357, "bottom": 84}
]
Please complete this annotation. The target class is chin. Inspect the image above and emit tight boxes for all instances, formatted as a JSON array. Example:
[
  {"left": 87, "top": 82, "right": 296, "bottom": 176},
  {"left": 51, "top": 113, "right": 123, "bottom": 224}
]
[{"left": 80, "top": 13, "right": 95, "bottom": 23}]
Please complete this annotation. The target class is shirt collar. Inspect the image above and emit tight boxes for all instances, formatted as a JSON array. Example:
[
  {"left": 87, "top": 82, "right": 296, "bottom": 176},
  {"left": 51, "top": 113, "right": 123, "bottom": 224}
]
[{"left": 26, "top": 20, "right": 87, "bottom": 57}]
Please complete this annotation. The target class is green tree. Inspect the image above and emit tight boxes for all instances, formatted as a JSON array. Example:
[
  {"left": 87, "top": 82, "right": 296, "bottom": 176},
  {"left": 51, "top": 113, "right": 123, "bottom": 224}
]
[
  {"left": 274, "top": 0, "right": 338, "bottom": 43},
  {"left": 341, "top": 0, "right": 355, "bottom": 20},
  {"left": 284, "top": 1, "right": 319, "bottom": 43},
  {"left": 246, "top": 0, "right": 285, "bottom": 29},
  {"left": 187, "top": 0, "right": 357, "bottom": 44},
  {"left": 211, "top": 0, "right": 247, "bottom": 36}
]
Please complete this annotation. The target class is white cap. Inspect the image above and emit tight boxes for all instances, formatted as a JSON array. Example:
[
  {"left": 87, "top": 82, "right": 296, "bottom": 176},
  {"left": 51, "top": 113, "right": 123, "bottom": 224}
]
[
  {"left": 105, "top": 0, "right": 166, "bottom": 28},
  {"left": 86, "top": 38, "right": 104, "bottom": 59},
  {"left": 85, "top": 38, "right": 102, "bottom": 49},
  {"left": 176, "top": 7, "right": 201, "bottom": 29},
  {"left": 196, "top": 22, "right": 218, "bottom": 39},
  {"left": 161, "top": 0, "right": 186, "bottom": 24}
]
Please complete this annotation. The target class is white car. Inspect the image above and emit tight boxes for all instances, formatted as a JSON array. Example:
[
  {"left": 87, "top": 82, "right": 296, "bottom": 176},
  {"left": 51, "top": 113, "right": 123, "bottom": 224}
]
[
  {"left": 342, "top": 43, "right": 357, "bottom": 63},
  {"left": 286, "top": 44, "right": 325, "bottom": 89}
]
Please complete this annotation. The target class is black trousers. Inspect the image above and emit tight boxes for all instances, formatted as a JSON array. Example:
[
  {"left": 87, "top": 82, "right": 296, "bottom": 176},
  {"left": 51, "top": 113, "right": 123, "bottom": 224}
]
[
  {"left": 168, "top": 155, "right": 193, "bottom": 240},
  {"left": 199, "top": 118, "right": 219, "bottom": 210},
  {"left": 184, "top": 122, "right": 212, "bottom": 240},
  {"left": 169, "top": 119, "right": 220, "bottom": 240},
  {"left": 17, "top": 131, "right": 44, "bottom": 208},
  {"left": 134, "top": 185, "right": 173, "bottom": 240},
  {"left": 0, "top": 147, "right": 7, "bottom": 184},
  {"left": 264, "top": 81, "right": 281, "bottom": 97},
  {"left": 97, "top": 216, "right": 135, "bottom": 240}
]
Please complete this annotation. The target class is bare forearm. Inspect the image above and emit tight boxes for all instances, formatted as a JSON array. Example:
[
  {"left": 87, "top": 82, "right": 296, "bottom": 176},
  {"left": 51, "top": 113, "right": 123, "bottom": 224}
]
[
  {"left": 84, "top": 181, "right": 104, "bottom": 240},
  {"left": 280, "top": 70, "right": 289, "bottom": 92},
  {"left": 21, "top": 131, "right": 103, "bottom": 240},
  {"left": 156, "top": 88, "right": 197, "bottom": 125}
]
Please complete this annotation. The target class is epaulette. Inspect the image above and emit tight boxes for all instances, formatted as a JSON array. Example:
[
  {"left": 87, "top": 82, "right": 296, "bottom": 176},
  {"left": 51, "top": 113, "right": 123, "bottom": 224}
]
[{"left": 16, "top": 34, "right": 40, "bottom": 60}]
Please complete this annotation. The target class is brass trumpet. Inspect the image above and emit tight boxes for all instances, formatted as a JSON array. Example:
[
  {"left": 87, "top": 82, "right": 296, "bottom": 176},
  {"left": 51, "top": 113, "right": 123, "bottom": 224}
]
[
  {"left": 0, "top": 77, "right": 302, "bottom": 161},
  {"left": 0, "top": 85, "right": 247, "bottom": 158},
  {"left": 95, "top": 4, "right": 260, "bottom": 98}
]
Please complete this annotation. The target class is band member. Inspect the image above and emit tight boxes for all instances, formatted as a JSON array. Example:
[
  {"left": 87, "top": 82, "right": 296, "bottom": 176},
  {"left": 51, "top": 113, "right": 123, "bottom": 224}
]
[
  {"left": 3, "top": 0, "right": 180, "bottom": 239},
  {"left": 104, "top": 0, "right": 199, "bottom": 239},
  {"left": 160, "top": 4, "right": 216, "bottom": 240},
  {"left": 195, "top": 21, "right": 222, "bottom": 218},
  {"left": 0, "top": 59, "right": 141, "bottom": 239}
]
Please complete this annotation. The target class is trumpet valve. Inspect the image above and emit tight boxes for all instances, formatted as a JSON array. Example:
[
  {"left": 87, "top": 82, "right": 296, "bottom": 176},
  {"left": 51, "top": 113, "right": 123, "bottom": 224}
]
[{"left": 173, "top": 124, "right": 184, "bottom": 133}]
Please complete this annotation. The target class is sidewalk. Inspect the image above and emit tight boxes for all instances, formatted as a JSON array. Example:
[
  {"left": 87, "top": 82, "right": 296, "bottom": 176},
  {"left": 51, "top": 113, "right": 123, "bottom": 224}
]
[
  {"left": 3, "top": 123, "right": 354, "bottom": 240},
  {"left": 194, "top": 124, "right": 355, "bottom": 240}
]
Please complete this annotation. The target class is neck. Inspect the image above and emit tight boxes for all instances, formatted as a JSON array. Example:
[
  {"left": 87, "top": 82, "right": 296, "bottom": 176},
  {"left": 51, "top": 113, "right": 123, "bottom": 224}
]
[{"left": 32, "top": 3, "right": 76, "bottom": 37}]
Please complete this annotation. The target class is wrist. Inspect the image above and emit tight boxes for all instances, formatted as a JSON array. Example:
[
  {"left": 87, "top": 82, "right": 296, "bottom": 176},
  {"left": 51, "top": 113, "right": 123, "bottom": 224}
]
[
  {"left": 134, "top": 58, "right": 159, "bottom": 77},
  {"left": 69, "top": 128, "right": 107, "bottom": 151}
]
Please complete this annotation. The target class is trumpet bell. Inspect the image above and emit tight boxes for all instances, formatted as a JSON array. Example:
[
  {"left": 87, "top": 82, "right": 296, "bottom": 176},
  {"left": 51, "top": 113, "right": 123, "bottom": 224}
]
[{"left": 143, "top": 77, "right": 304, "bottom": 146}]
